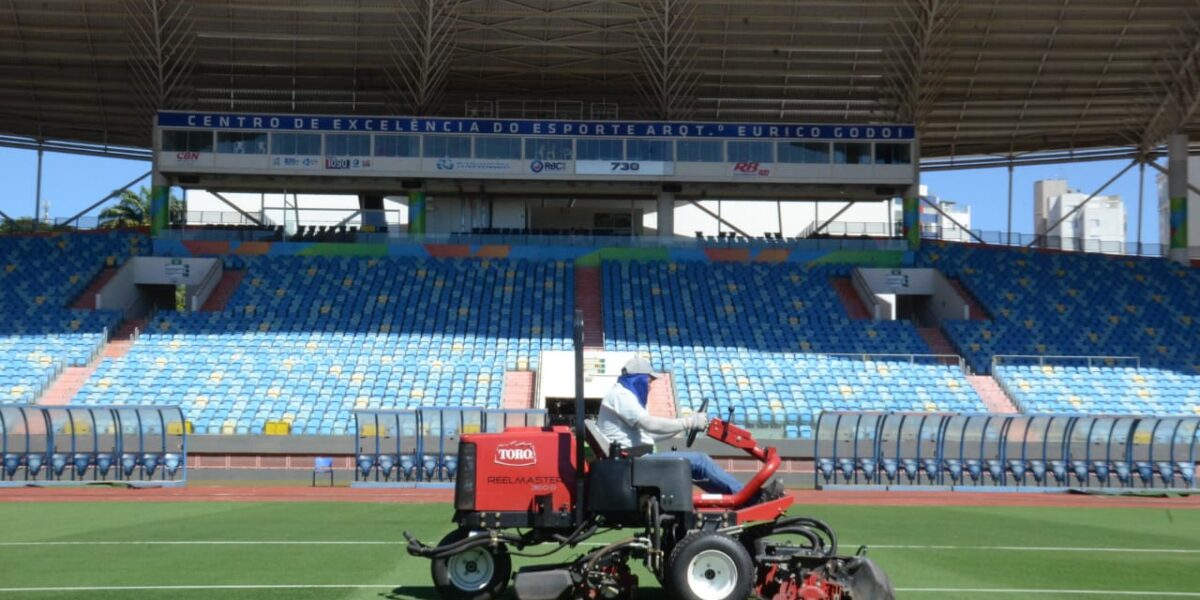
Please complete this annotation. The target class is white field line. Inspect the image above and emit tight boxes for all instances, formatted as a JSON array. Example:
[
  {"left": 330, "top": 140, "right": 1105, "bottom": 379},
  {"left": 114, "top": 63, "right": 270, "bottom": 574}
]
[
  {"left": 0, "top": 584, "right": 1197, "bottom": 596},
  {"left": 3, "top": 540, "right": 1200, "bottom": 554}
]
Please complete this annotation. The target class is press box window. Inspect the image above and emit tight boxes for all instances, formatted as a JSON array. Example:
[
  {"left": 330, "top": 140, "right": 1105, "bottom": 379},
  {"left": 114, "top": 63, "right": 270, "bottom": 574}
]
[
  {"left": 271, "top": 133, "right": 322, "bottom": 155},
  {"left": 675, "top": 140, "right": 723, "bottom": 162},
  {"left": 777, "top": 142, "right": 830, "bottom": 164},
  {"left": 727, "top": 141, "right": 774, "bottom": 163},
  {"left": 474, "top": 137, "right": 522, "bottom": 159},
  {"left": 576, "top": 139, "right": 624, "bottom": 161},
  {"left": 374, "top": 135, "right": 420, "bottom": 157},
  {"left": 874, "top": 143, "right": 911, "bottom": 165},
  {"left": 626, "top": 139, "right": 673, "bottom": 162},
  {"left": 216, "top": 132, "right": 267, "bottom": 154},
  {"left": 423, "top": 136, "right": 472, "bottom": 158},
  {"left": 525, "top": 138, "right": 573, "bottom": 160},
  {"left": 325, "top": 134, "right": 370, "bottom": 156},
  {"left": 162, "top": 130, "right": 213, "bottom": 153},
  {"left": 833, "top": 142, "right": 872, "bottom": 165}
]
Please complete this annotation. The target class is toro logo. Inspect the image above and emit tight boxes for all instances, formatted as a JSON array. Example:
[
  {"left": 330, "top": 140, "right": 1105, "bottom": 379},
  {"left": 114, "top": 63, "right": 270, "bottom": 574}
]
[{"left": 495, "top": 442, "right": 537, "bottom": 467}]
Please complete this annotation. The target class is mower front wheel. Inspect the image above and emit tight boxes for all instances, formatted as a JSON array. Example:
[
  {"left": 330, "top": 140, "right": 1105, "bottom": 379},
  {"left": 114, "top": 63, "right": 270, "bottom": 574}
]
[
  {"left": 430, "top": 528, "right": 511, "bottom": 600},
  {"left": 666, "top": 531, "right": 753, "bottom": 600}
]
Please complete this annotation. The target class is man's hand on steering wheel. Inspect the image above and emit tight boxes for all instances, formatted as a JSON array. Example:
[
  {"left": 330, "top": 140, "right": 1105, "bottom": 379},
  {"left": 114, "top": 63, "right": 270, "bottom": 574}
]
[{"left": 685, "top": 399, "right": 710, "bottom": 447}]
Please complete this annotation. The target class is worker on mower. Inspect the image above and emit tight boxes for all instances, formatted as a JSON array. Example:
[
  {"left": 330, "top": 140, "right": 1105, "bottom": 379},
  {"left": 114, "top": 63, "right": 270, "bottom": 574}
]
[{"left": 598, "top": 356, "right": 785, "bottom": 503}]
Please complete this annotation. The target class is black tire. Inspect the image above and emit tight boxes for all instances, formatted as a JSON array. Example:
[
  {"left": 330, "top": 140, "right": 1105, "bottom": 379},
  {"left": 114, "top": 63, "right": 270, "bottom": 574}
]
[
  {"left": 666, "top": 531, "right": 754, "bottom": 600},
  {"left": 430, "top": 528, "right": 511, "bottom": 600}
]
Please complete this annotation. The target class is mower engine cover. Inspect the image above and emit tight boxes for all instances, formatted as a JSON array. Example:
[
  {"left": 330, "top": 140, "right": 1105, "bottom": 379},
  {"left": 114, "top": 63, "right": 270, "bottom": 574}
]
[{"left": 456, "top": 426, "right": 577, "bottom": 514}]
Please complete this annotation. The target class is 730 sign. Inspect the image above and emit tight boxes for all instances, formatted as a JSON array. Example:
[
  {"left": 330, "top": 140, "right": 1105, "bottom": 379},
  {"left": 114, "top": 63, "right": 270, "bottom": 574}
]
[{"left": 610, "top": 161, "right": 641, "bottom": 172}]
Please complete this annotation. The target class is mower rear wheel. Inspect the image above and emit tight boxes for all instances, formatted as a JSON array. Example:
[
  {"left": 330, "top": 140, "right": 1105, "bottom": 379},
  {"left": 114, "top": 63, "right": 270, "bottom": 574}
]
[
  {"left": 430, "top": 528, "right": 511, "bottom": 600},
  {"left": 666, "top": 531, "right": 753, "bottom": 600}
]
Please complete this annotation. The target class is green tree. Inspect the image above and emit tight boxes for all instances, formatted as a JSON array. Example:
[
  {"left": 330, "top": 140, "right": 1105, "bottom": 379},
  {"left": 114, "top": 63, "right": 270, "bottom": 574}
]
[
  {"left": 0, "top": 217, "right": 39, "bottom": 233},
  {"left": 97, "top": 186, "right": 183, "bottom": 229}
]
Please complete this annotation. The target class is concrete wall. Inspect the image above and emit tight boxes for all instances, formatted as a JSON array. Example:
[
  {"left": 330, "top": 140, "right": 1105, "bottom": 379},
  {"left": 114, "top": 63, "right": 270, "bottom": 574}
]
[
  {"left": 855, "top": 267, "right": 969, "bottom": 322},
  {"left": 96, "top": 260, "right": 142, "bottom": 314}
]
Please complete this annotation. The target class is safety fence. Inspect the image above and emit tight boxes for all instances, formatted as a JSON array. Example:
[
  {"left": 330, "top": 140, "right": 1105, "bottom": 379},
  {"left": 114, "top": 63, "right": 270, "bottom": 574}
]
[
  {"left": 814, "top": 411, "right": 1198, "bottom": 491},
  {"left": 352, "top": 407, "right": 547, "bottom": 487},
  {"left": 0, "top": 404, "right": 187, "bottom": 487}
]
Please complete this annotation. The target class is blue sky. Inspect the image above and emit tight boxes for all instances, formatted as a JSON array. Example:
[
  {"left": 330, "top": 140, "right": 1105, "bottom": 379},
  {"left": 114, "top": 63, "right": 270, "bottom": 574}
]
[{"left": 0, "top": 147, "right": 1165, "bottom": 244}]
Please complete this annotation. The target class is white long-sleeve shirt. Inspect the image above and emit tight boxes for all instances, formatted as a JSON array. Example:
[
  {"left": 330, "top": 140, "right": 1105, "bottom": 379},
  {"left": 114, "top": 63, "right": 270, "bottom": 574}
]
[{"left": 597, "top": 382, "right": 685, "bottom": 450}]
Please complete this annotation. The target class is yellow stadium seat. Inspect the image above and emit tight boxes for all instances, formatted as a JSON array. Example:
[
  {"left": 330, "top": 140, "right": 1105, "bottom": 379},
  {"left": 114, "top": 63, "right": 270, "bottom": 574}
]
[{"left": 167, "top": 421, "right": 193, "bottom": 435}]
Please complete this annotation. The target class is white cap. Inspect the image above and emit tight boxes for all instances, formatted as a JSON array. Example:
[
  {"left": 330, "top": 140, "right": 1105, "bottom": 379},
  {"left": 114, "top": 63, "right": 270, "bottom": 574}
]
[{"left": 622, "top": 357, "right": 658, "bottom": 379}]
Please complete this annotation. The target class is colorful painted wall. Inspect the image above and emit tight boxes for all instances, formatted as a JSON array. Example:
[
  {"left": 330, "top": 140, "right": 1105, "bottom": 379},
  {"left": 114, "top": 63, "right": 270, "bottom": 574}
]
[{"left": 153, "top": 238, "right": 911, "bottom": 267}]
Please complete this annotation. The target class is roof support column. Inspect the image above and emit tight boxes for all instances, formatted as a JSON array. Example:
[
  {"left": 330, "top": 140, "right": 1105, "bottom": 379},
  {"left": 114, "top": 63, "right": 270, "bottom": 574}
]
[
  {"left": 903, "top": 138, "right": 921, "bottom": 250},
  {"left": 33, "top": 141, "right": 43, "bottom": 231},
  {"left": 1168, "top": 132, "right": 1190, "bottom": 264},
  {"left": 656, "top": 191, "right": 675, "bottom": 238}
]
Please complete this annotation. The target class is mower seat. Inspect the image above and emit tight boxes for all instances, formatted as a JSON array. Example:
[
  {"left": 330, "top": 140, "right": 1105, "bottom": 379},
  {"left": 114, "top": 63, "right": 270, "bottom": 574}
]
[
  {"left": 1092, "top": 461, "right": 1110, "bottom": 483},
  {"left": 817, "top": 458, "right": 835, "bottom": 483},
  {"left": 858, "top": 458, "right": 877, "bottom": 482},
  {"left": 584, "top": 419, "right": 613, "bottom": 459},
  {"left": 900, "top": 459, "right": 919, "bottom": 483},
  {"left": 985, "top": 459, "right": 1004, "bottom": 483},
  {"left": 1027, "top": 460, "right": 1046, "bottom": 483},
  {"left": 881, "top": 458, "right": 898, "bottom": 483},
  {"left": 965, "top": 459, "right": 982, "bottom": 483},
  {"left": 1048, "top": 460, "right": 1067, "bottom": 485},
  {"left": 1111, "top": 461, "right": 1131, "bottom": 486}
]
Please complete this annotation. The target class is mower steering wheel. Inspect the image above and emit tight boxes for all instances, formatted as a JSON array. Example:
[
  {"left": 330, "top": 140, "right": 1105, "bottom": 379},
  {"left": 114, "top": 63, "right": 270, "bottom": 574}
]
[{"left": 686, "top": 399, "right": 709, "bottom": 448}]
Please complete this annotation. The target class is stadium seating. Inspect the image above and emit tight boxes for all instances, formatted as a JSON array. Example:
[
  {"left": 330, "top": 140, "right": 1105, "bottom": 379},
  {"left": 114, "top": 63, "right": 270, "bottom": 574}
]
[
  {"left": 601, "top": 261, "right": 988, "bottom": 435},
  {"left": 73, "top": 256, "right": 573, "bottom": 434},
  {"left": 0, "top": 233, "right": 143, "bottom": 403},
  {"left": 995, "top": 364, "right": 1200, "bottom": 416}
]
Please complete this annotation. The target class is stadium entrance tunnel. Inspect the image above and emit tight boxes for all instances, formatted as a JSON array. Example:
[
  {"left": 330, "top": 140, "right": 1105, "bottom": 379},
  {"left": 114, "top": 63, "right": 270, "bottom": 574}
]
[
  {"left": 84, "top": 257, "right": 223, "bottom": 314},
  {"left": 849, "top": 268, "right": 976, "bottom": 322},
  {"left": 815, "top": 411, "right": 1198, "bottom": 492},
  {"left": 0, "top": 404, "right": 188, "bottom": 487}
]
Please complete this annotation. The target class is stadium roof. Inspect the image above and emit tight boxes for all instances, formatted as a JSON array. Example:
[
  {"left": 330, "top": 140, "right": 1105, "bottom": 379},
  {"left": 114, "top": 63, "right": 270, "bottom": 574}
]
[{"left": 2, "top": 0, "right": 1200, "bottom": 160}]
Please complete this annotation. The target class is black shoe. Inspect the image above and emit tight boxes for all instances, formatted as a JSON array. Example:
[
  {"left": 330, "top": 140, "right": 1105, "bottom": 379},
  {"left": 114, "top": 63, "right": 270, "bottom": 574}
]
[{"left": 749, "top": 478, "right": 787, "bottom": 505}]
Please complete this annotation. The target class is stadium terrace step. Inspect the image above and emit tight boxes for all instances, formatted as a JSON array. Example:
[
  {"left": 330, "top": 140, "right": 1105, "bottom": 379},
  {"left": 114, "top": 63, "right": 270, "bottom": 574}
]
[
  {"left": 948, "top": 278, "right": 991, "bottom": 321},
  {"left": 647, "top": 373, "right": 677, "bottom": 418},
  {"left": 200, "top": 269, "right": 246, "bottom": 311},
  {"left": 968, "top": 374, "right": 1019, "bottom": 414},
  {"left": 575, "top": 266, "right": 604, "bottom": 349},
  {"left": 830, "top": 277, "right": 872, "bottom": 320},
  {"left": 917, "top": 327, "right": 958, "bottom": 356},
  {"left": 37, "top": 363, "right": 100, "bottom": 406},
  {"left": 502, "top": 371, "right": 536, "bottom": 409},
  {"left": 69, "top": 266, "right": 118, "bottom": 309},
  {"left": 102, "top": 317, "right": 149, "bottom": 359}
]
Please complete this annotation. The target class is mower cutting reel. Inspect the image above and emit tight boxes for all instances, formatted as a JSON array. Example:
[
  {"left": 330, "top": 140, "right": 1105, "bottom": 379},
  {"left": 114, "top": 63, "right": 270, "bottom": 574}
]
[{"left": 405, "top": 312, "right": 895, "bottom": 599}]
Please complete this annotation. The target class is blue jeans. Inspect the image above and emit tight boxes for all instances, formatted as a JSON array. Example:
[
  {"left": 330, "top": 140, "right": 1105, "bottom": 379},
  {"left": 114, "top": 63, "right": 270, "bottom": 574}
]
[{"left": 647, "top": 451, "right": 743, "bottom": 496}]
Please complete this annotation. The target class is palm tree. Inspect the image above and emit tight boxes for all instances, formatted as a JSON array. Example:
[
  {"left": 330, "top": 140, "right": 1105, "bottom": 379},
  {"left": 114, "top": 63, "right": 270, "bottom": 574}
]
[
  {"left": 0, "top": 217, "right": 39, "bottom": 233},
  {"left": 98, "top": 186, "right": 183, "bottom": 229}
]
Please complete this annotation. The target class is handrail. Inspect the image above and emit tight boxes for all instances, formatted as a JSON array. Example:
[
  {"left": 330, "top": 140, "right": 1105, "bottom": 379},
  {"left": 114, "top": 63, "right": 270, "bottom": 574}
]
[
  {"left": 813, "top": 352, "right": 966, "bottom": 372},
  {"left": 992, "top": 354, "right": 1141, "bottom": 370}
]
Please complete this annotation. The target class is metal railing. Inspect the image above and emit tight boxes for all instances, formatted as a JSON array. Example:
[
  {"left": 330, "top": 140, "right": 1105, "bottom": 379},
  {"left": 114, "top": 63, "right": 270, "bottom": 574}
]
[
  {"left": 992, "top": 354, "right": 1142, "bottom": 370},
  {"left": 819, "top": 352, "right": 967, "bottom": 372}
]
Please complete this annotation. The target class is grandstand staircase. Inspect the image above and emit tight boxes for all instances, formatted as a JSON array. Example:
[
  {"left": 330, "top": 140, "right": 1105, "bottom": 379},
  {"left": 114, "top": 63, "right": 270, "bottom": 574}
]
[
  {"left": 574, "top": 266, "right": 605, "bottom": 349},
  {"left": 103, "top": 317, "right": 149, "bottom": 359},
  {"left": 949, "top": 279, "right": 991, "bottom": 320},
  {"left": 647, "top": 374, "right": 678, "bottom": 418},
  {"left": 917, "top": 327, "right": 957, "bottom": 356},
  {"left": 968, "top": 375, "right": 1020, "bottom": 414},
  {"left": 70, "top": 266, "right": 119, "bottom": 309},
  {"left": 830, "top": 277, "right": 872, "bottom": 320},
  {"left": 38, "top": 316, "right": 148, "bottom": 405},
  {"left": 200, "top": 270, "right": 245, "bottom": 311},
  {"left": 501, "top": 371, "right": 536, "bottom": 409}
]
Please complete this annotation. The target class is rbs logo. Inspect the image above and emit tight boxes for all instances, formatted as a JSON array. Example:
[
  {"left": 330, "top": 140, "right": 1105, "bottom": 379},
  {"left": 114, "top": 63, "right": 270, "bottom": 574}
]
[{"left": 495, "top": 442, "right": 537, "bottom": 467}]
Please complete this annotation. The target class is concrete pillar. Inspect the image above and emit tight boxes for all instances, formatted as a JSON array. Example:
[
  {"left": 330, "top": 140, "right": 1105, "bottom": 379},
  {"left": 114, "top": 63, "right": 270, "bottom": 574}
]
[
  {"left": 1168, "top": 132, "right": 1189, "bottom": 264},
  {"left": 656, "top": 191, "right": 675, "bottom": 238},
  {"left": 902, "top": 138, "right": 921, "bottom": 250},
  {"left": 408, "top": 190, "right": 427, "bottom": 235},
  {"left": 150, "top": 172, "right": 169, "bottom": 235}
]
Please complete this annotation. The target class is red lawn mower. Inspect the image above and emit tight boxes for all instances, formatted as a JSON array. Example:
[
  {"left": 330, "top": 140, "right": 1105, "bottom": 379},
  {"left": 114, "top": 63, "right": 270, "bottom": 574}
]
[{"left": 406, "top": 313, "right": 894, "bottom": 600}]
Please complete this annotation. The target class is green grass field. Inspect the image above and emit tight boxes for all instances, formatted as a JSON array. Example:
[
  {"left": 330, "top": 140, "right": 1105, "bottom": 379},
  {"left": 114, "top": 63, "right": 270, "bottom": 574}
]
[{"left": 0, "top": 501, "right": 1197, "bottom": 599}]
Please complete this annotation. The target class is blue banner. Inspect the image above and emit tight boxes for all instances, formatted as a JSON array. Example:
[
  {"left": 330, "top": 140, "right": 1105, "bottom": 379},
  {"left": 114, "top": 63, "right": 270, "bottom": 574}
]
[{"left": 157, "top": 111, "right": 914, "bottom": 141}]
